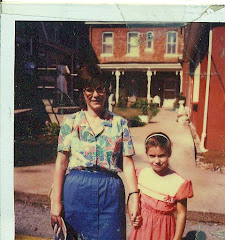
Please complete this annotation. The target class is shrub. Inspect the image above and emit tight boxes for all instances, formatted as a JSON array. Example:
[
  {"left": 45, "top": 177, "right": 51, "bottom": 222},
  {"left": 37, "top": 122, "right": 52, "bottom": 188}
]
[
  {"left": 129, "top": 116, "right": 146, "bottom": 127},
  {"left": 149, "top": 102, "right": 158, "bottom": 110},
  {"left": 151, "top": 108, "right": 160, "bottom": 117},
  {"left": 43, "top": 121, "right": 60, "bottom": 136},
  {"left": 173, "top": 93, "right": 186, "bottom": 109},
  {"left": 117, "top": 98, "right": 128, "bottom": 108},
  {"left": 131, "top": 98, "right": 148, "bottom": 115}
]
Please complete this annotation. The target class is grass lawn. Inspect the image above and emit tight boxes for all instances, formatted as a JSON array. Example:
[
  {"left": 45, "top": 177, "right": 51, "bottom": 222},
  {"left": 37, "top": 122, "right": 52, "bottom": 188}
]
[{"left": 113, "top": 107, "right": 143, "bottom": 119}]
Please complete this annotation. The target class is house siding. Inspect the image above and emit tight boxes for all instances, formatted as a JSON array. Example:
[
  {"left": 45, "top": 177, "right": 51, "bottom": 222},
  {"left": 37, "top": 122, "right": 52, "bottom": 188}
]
[
  {"left": 206, "top": 26, "right": 225, "bottom": 149},
  {"left": 187, "top": 24, "right": 225, "bottom": 150}
]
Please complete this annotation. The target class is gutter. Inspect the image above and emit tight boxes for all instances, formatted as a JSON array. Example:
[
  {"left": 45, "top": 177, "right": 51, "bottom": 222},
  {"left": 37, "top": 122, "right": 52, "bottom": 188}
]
[{"left": 200, "top": 24, "right": 213, "bottom": 152}]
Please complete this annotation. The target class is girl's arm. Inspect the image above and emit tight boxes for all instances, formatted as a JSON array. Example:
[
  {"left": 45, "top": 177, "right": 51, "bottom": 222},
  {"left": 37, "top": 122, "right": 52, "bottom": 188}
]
[
  {"left": 173, "top": 198, "right": 187, "bottom": 240},
  {"left": 51, "top": 151, "right": 69, "bottom": 227},
  {"left": 123, "top": 156, "right": 140, "bottom": 224}
]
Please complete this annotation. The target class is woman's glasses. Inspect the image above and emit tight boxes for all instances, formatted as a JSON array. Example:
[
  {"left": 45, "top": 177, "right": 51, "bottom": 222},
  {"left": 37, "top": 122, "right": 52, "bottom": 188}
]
[{"left": 84, "top": 86, "right": 106, "bottom": 94}]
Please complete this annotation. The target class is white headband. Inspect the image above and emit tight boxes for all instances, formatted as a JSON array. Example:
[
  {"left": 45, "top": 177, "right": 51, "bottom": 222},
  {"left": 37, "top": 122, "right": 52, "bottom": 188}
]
[{"left": 145, "top": 133, "right": 169, "bottom": 143}]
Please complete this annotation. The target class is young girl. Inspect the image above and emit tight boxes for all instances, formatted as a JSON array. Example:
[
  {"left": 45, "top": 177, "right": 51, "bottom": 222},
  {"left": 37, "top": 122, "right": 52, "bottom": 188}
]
[{"left": 129, "top": 132, "right": 193, "bottom": 240}]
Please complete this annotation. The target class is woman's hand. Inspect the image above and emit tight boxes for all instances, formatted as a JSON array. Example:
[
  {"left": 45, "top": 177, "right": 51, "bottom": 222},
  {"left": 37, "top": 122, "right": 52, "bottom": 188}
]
[
  {"left": 123, "top": 156, "right": 141, "bottom": 227},
  {"left": 51, "top": 151, "right": 69, "bottom": 228},
  {"left": 127, "top": 193, "right": 141, "bottom": 228},
  {"left": 51, "top": 201, "right": 63, "bottom": 227}
]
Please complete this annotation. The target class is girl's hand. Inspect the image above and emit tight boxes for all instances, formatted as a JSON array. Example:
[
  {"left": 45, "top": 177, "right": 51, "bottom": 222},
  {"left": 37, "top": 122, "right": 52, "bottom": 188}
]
[
  {"left": 132, "top": 215, "right": 142, "bottom": 229},
  {"left": 51, "top": 201, "right": 62, "bottom": 228}
]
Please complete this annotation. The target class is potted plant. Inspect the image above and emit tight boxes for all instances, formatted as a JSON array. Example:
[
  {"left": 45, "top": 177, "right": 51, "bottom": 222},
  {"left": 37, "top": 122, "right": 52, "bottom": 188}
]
[{"left": 131, "top": 98, "right": 149, "bottom": 123}]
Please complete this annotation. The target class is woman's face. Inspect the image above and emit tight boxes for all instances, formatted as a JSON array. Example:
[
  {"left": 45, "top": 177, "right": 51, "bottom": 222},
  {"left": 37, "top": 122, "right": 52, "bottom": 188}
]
[
  {"left": 146, "top": 146, "right": 169, "bottom": 174},
  {"left": 83, "top": 85, "right": 106, "bottom": 112}
]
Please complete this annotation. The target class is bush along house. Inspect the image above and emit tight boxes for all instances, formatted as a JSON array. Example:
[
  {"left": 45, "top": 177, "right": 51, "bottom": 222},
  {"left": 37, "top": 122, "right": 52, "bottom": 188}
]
[
  {"left": 86, "top": 22, "right": 185, "bottom": 108},
  {"left": 182, "top": 18, "right": 225, "bottom": 151}
]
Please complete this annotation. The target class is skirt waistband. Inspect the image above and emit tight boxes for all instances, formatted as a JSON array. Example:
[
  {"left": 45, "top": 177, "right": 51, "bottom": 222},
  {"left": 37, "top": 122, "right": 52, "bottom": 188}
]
[{"left": 70, "top": 166, "right": 118, "bottom": 177}]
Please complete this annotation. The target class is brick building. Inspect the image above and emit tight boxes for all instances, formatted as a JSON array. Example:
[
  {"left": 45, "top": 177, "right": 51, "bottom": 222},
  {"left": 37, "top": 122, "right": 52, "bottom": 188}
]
[
  {"left": 87, "top": 22, "right": 185, "bottom": 107},
  {"left": 182, "top": 19, "right": 225, "bottom": 151}
]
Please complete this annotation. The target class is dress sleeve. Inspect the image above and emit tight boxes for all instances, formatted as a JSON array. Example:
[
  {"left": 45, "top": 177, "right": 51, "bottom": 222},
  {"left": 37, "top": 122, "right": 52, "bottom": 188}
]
[
  {"left": 57, "top": 116, "right": 74, "bottom": 152},
  {"left": 175, "top": 180, "right": 194, "bottom": 200},
  {"left": 135, "top": 168, "right": 142, "bottom": 179},
  {"left": 121, "top": 119, "right": 135, "bottom": 156}
]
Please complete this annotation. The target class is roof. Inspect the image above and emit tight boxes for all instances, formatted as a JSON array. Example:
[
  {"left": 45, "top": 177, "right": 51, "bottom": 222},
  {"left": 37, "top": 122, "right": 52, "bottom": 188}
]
[
  {"left": 194, "top": 6, "right": 225, "bottom": 22},
  {"left": 2, "top": 3, "right": 209, "bottom": 23}
]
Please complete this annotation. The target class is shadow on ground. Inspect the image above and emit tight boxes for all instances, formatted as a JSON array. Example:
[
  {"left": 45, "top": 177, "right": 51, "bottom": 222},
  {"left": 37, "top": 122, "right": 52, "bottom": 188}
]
[{"left": 183, "top": 231, "right": 207, "bottom": 240}]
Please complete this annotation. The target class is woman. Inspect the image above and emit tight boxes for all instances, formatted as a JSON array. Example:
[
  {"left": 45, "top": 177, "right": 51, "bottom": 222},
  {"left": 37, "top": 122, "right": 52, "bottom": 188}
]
[
  {"left": 56, "top": 63, "right": 70, "bottom": 105},
  {"left": 51, "top": 64, "right": 140, "bottom": 240}
]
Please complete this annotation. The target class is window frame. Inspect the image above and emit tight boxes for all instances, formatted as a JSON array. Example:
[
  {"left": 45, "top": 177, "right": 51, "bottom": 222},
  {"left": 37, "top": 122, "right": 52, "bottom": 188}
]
[
  {"left": 126, "top": 31, "right": 140, "bottom": 57},
  {"left": 145, "top": 31, "right": 154, "bottom": 52},
  {"left": 101, "top": 32, "right": 114, "bottom": 57},
  {"left": 166, "top": 31, "right": 178, "bottom": 55}
]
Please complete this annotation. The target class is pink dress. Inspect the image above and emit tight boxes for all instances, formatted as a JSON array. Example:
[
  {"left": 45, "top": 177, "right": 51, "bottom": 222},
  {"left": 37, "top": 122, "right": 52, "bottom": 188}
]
[{"left": 129, "top": 167, "right": 193, "bottom": 240}]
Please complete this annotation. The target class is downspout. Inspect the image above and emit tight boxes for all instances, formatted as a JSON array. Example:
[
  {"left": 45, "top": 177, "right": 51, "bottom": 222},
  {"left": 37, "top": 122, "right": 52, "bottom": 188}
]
[{"left": 200, "top": 25, "right": 213, "bottom": 152}]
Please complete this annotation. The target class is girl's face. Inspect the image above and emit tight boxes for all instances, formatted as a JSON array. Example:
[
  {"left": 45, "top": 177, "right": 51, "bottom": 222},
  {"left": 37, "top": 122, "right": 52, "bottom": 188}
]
[
  {"left": 146, "top": 146, "right": 169, "bottom": 174},
  {"left": 83, "top": 85, "right": 106, "bottom": 112}
]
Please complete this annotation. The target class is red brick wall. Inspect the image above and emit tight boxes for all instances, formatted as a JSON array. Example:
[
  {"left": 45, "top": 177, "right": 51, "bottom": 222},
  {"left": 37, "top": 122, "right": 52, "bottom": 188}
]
[
  {"left": 89, "top": 26, "right": 184, "bottom": 63},
  {"left": 189, "top": 26, "right": 225, "bottom": 150},
  {"left": 206, "top": 26, "right": 225, "bottom": 150}
]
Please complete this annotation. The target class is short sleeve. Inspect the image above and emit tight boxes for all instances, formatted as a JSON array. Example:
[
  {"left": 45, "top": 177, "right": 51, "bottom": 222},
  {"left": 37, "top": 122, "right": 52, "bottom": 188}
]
[
  {"left": 121, "top": 119, "right": 135, "bottom": 156},
  {"left": 175, "top": 180, "right": 194, "bottom": 200},
  {"left": 57, "top": 116, "right": 74, "bottom": 152},
  {"left": 135, "top": 168, "right": 142, "bottom": 179}
]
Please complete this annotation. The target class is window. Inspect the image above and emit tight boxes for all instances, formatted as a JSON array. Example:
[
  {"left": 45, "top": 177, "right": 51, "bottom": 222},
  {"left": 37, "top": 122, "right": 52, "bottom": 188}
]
[
  {"left": 146, "top": 31, "right": 154, "bottom": 50},
  {"left": 166, "top": 31, "right": 177, "bottom": 54},
  {"left": 102, "top": 32, "right": 113, "bottom": 55},
  {"left": 127, "top": 32, "right": 139, "bottom": 56}
]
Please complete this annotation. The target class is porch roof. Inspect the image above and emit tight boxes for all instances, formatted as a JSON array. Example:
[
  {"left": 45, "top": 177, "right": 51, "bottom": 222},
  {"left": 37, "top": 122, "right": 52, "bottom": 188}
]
[{"left": 98, "top": 63, "right": 182, "bottom": 72}]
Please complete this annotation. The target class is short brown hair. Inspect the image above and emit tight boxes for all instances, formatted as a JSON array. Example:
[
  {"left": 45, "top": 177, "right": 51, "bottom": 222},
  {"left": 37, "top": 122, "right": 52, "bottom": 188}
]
[
  {"left": 145, "top": 132, "right": 172, "bottom": 157},
  {"left": 78, "top": 64, "right": 107, "bottom": 110},
  {"left": 78, "top": 64, "right": 106, "bottom": 89}
]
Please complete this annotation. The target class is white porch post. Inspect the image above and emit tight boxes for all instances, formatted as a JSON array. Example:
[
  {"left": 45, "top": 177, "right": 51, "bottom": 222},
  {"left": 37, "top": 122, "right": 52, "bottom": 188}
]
[
  {"left": 147, "top": 70, "right": 152, "bottom": 103},
  {"left": 180, "top": 70, "right": 183, "bottom": 93},
  {"left": 115, "top": 70, "right": 121, "bottom": 104}
]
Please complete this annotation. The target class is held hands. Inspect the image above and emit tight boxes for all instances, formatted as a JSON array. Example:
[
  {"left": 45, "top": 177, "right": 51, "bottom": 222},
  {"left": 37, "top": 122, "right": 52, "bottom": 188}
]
[
  {"left": 127, "top": 192, "right": 142, "bottom": 229},
  {"left": 132, "top": 215, "right": 143, "bottom": 229}
]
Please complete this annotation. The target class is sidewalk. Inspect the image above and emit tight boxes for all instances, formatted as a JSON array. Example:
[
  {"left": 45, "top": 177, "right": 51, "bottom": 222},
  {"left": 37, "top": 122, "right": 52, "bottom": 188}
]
[{"left": 14, "top": 108, "right": 225, "bottom": 224}]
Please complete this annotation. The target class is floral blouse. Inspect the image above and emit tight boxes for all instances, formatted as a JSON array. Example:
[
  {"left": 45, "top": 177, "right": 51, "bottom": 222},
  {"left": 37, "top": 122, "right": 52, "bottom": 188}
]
[{"left": 57, "top": 110, "right": 135, "bottom": 172}]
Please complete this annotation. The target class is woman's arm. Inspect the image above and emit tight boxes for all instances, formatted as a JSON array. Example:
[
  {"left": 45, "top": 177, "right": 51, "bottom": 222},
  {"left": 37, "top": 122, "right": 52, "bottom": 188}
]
[
  {"left": 51, "top": 151, "right": 69, "bottom": 227},
  {"left": 173, "top": 198, "right": 187, "bottom": 240},
  {"left": 123, "top": 156, "right": 140, "bottom": 224}
]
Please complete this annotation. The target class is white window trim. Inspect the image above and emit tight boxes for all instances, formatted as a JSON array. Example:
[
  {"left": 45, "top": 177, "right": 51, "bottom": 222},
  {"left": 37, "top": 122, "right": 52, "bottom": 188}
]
[
  {"left": 100, "top": 53, "right": 114, "bottom": 57},
  {"left": 166, "top": 31, "right": 178, "bottom": 55},
  {"left": 164, "top": 53, "right": 182, "bottom": 58},
  {"left": 126, "top": 31, "right": 140, "bottom": 57},
  {"left": 193, "top": 56, "right": 201, "bottom": 103},
  {"left": 145, "top": 31, "right": 154, "bottom": 52},
  {"left": 101, "top": 32, "right": 114, "bottom": 57}
]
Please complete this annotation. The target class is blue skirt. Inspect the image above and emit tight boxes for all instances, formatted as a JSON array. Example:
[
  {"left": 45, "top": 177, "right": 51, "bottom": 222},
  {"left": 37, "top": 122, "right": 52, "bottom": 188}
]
[{"left": 63, "top": 170, "right": 126, "bottom": 240}]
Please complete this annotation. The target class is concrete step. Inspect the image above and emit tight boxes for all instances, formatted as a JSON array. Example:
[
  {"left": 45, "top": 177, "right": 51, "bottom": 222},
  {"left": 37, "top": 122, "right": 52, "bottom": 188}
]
[{"left": 15, "top": 235, "right": 52, "bottom": 240}]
